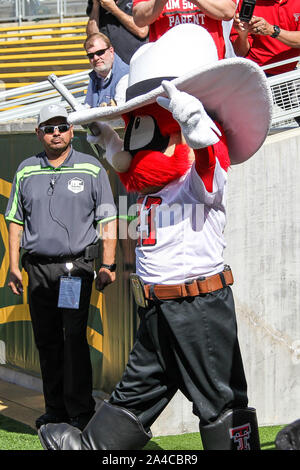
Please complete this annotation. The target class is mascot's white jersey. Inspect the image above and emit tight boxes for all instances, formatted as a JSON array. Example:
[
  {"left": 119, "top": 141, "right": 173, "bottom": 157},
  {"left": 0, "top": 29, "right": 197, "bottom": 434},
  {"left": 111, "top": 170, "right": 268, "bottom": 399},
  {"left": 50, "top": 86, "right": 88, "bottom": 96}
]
[{"left": 135, "top": 158, "right": 227, "bottom": 284}]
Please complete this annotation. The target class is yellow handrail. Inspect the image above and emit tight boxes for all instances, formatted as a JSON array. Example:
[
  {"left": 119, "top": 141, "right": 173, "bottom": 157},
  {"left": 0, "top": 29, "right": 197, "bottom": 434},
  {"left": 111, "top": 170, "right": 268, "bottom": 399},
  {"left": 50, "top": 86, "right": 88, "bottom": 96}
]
[
  {"left": 0, "top": 70, "right": 89, "bottom": 78},
  {"left": 0, "top": 51, "right": 87, "bottom": 60},
  {"left": 0, "top": 28, "right": 86, "bottom": 39},
  {"left": 0, "top": 21, "right": 89, "bottom": 87},
  {"left": 0, "top": 44, "right": 84, "bottom": 53},
  {"left": 0, "top": 21, "right": 87, "bottom": 33},
  {"left": 0, "top": 36, "right": 86, "bottom": 46},
  {"left": 0, "top": 59, "right": 89, "bottom": 68}
]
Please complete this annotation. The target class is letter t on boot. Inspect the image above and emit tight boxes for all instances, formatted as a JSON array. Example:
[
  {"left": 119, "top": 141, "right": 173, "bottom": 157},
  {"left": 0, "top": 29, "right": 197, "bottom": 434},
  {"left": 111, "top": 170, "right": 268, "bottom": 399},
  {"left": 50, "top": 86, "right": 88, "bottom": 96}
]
[{"left": 200, "top": 408, "right": 261, "bottom": 450}]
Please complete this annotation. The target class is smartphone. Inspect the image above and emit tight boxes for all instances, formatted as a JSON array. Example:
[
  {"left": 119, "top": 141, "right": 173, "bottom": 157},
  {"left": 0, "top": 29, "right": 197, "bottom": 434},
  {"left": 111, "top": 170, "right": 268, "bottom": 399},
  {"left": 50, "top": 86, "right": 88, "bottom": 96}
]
[{"left": 239, "top": 0, "right": 256, "bottom": 23}]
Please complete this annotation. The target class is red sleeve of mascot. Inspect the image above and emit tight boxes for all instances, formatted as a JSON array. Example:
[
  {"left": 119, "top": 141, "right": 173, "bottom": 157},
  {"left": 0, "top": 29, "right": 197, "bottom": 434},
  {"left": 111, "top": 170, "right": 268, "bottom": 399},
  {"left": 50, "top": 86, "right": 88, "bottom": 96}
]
[{"left": 194, "top": 123, "right": 230, "bottom": 193}]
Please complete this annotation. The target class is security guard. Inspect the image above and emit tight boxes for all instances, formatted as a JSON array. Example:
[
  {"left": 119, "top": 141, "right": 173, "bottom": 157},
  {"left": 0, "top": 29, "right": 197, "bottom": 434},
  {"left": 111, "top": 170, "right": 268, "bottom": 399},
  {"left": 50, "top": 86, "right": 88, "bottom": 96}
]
[{"left": 5, "top": 104, "right": 117, "bottom": 431}]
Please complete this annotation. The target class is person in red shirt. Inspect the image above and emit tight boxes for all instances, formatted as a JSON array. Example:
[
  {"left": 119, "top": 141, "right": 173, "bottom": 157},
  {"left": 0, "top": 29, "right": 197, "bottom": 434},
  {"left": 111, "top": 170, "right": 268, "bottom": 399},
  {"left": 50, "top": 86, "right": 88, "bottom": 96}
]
[
  {"left": 132, "top": 0, "right": 237, "bottom": 58},
  {"left": 230, "top": 0, "right": 300, "bottom": 76}
]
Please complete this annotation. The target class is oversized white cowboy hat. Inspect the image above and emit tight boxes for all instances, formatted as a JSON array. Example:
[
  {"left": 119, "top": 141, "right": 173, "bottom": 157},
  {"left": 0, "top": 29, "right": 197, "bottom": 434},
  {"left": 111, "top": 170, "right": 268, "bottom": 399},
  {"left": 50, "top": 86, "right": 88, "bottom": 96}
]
[{"left": 69, "top": 23, "right": 273, "bottom": 164}]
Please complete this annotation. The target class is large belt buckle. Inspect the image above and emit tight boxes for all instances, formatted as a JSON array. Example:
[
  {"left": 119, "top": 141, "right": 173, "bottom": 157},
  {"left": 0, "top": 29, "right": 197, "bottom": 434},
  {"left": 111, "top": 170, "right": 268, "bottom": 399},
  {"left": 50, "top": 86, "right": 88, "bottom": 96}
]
[{"left": 130, "top": 274, "right": 149, "bottom": 308}]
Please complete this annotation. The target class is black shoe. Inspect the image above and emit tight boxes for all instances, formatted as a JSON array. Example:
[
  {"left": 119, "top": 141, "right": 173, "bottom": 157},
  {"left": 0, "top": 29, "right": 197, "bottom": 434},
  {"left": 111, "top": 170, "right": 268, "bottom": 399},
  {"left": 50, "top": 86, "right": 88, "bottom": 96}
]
[
  {"left": 35, "top": 412, "right": 69, "bottom": 430},
  {"left": 69, "top": 411, "right": 95, "bottom": 431}
]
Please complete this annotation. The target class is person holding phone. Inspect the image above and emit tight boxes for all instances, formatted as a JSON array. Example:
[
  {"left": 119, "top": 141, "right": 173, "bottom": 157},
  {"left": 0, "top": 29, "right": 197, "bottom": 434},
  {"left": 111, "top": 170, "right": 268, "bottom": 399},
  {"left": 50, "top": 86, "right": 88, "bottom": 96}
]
[
  {"left": 230, "top": 0, "right": 300, "bottom": 76},
  {"left": 132, "top": 0, "right": 237, "bottom": 59}
]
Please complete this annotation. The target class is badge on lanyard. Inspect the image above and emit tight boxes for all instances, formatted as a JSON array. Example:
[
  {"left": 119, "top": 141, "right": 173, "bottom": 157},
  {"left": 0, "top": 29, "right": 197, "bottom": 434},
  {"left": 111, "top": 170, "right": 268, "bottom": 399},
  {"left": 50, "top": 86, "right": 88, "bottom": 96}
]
[{"left": 58, "top": 263, "right": 82, "bottom": 309}]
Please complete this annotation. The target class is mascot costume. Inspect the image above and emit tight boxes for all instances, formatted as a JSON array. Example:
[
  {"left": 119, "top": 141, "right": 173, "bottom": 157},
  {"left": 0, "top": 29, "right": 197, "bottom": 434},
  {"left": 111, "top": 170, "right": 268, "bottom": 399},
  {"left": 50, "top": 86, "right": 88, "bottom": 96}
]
[
  {"left": 275, "top": 420, "right": 300, "bottom": 450},
  {"left": 38, "top": 24, "right": 272, "bottom": 451}
]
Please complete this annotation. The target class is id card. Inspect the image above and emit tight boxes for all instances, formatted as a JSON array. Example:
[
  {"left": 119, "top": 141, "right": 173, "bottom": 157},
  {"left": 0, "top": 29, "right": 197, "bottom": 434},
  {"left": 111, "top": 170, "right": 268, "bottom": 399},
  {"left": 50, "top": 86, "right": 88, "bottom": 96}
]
[{"left": 58, "top": 276, "right": 82, "bottom": 309}]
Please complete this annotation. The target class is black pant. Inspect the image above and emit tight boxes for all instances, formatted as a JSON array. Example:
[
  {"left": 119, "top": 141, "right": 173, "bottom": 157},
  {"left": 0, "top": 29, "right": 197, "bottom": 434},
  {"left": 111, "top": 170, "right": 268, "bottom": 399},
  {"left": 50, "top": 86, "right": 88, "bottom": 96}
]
[
  {"left": 22, "top": 253, "right": 96, "bottom": 418},
  {"left": 109, "top": 286, "right": 248, "bottom": 427}
]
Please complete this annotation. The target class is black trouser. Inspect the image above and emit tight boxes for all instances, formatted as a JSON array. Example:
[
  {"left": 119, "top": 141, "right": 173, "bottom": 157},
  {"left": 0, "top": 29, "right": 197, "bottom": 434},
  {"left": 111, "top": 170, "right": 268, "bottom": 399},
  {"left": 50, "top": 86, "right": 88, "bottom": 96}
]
[
  {"left": 22, "top": 253, "right": 96, "bottom": 419},
  {"left": 109, "top": 286, "right": 248, "bottom": 428}
]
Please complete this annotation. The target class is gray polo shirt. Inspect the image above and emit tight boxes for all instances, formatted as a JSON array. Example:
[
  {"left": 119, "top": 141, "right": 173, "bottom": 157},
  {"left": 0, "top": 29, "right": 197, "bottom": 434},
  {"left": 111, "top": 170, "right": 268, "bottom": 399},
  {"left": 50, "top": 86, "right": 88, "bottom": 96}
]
[{"left": 5, "top": 147, "right": 117, "bottom": 257}]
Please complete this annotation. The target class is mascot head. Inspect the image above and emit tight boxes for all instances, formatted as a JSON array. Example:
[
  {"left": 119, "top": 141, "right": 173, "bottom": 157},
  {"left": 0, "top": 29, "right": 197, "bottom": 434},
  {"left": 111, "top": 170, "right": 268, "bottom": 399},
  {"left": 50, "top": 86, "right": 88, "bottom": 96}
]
[
  {"left": 115, "top": 103, "right": 192, "bottom": 193},
  {"left": 68, "top": 24, "right": 273, "bottom": 194}
]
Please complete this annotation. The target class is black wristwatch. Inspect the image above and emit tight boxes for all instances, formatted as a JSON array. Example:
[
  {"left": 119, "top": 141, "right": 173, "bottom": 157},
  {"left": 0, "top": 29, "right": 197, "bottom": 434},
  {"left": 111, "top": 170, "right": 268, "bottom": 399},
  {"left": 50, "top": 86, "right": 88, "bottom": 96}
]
[
  {"left": 100, "top": 263, "right": 117, "bottom": 272},
  {"left": 271, "top": 25, "right": 281, "bottom": 38}
]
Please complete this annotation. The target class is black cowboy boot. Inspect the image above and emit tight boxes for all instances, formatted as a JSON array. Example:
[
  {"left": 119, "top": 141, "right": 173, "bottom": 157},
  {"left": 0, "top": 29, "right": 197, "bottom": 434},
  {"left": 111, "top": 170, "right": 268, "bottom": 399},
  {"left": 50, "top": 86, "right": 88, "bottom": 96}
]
[
  {"left": 38, "top": 400, "right": 152, "bottom": 450},
  {"left": 200, "top": 407, "right": 261, "bottom": 450}
]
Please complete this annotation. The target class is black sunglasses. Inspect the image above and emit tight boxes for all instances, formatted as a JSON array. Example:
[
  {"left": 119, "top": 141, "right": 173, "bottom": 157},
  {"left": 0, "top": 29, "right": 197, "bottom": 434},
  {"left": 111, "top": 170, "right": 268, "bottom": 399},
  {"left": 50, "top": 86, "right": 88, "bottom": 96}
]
[
  {"left": 39, "top": 124, "right": 71, "bottom": 134},
  {"left": 86, "top": 48, "right": 109, "bottom": 60}
]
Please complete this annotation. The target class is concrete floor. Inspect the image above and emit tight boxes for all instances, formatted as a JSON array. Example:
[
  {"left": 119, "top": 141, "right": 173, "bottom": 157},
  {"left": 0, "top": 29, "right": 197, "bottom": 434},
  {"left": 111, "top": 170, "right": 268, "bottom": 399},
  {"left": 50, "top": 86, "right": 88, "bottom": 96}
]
[
  {"left": 0, "top": 378, "right": 44, "bottom": 429},
  {"left": 0, "top": 368, "right": 200, "bottom": 436}
]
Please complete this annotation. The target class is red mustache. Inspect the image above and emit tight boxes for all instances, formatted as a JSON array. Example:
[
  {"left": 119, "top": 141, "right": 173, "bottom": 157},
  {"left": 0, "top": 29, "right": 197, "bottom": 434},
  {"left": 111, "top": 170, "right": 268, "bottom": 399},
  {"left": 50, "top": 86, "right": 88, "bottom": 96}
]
[{"left": 118, "top": 144, "right": 192, "bottom": 193}]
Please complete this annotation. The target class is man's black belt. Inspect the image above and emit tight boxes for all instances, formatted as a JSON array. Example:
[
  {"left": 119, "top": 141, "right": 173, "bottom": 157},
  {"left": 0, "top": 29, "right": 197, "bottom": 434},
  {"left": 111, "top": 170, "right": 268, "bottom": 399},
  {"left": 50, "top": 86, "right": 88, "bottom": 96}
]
[{"left": 26, "top": 243, "right": 100, "bottom": 263}]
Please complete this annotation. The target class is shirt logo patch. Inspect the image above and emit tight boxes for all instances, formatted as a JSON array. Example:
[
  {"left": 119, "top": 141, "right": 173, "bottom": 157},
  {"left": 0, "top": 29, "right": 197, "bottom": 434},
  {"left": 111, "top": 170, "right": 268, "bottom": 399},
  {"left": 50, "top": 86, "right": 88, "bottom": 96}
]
[
  {"left": 294, "top": 13, "right": 300, "bottom": 22},
  {"left": 68, "top": 177, "right": 84, "bottom": 194}
]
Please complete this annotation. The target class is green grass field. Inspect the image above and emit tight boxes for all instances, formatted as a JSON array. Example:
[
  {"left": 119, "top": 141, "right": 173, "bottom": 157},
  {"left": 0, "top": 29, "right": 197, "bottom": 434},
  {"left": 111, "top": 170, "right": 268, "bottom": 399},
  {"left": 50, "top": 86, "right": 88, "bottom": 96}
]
[{"left": 0, "top": 414, "right": 284, "bottom": 451}]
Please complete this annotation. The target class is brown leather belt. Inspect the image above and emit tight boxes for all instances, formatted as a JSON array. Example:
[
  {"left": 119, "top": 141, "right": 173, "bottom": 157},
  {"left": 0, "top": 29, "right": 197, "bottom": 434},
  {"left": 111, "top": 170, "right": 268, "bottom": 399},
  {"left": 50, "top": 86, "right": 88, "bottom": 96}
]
[{"left": 143, "top": 267, "right": 233, "bottom": 301}]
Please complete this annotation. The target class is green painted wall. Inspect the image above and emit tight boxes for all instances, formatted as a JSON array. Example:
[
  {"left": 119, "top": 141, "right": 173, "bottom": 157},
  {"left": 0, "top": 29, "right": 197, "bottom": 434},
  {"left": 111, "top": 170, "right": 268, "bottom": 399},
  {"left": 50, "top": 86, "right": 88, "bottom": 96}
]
[{"left": 0, "top": 130, "right": 137, "bottom": 394}]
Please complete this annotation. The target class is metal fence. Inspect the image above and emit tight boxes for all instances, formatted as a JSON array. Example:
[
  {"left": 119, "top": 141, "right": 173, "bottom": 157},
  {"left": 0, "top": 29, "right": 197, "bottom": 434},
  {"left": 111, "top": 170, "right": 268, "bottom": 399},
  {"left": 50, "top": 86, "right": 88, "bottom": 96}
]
[
  {"left": 0, "top": 0, "right": 86, "bottom": 23},
  {"left": 262, "top": 58, "right": 300, "bottom": 129},
  {"left": 0, "top": 57, "right": 300, "bottom": 130},
  {"left": 0, "top": 71, "right": 89, "bottom": 122}
]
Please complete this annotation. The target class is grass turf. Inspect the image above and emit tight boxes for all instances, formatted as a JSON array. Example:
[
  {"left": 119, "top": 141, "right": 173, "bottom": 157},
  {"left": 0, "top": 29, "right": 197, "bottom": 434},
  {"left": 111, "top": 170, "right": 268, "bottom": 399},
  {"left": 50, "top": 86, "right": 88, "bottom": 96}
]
[{"left": 0, "top": 414, "right": 284, "bottom": 451}]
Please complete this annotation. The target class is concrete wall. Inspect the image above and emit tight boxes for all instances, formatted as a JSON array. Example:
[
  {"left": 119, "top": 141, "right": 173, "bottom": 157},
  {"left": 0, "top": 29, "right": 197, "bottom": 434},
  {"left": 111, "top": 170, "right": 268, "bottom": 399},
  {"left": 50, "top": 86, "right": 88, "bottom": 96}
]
[
  {"left": 152, "top": 127, "right": 300, "bottom": 433},
  {"left": 224, "top": 127, "right": 300, "bottom": 427}
]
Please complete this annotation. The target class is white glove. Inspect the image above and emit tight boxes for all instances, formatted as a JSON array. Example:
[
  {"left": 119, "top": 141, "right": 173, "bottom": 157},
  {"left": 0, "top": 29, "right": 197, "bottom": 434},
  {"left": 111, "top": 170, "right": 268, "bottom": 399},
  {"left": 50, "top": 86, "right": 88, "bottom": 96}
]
[
  {"left": 86, "top": 121, "right": 123, "bottom": 166},
  {"left": 156, "top": 81, "right": 222, "bottom": 149}
]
